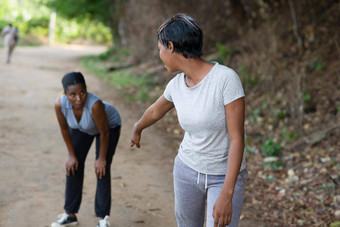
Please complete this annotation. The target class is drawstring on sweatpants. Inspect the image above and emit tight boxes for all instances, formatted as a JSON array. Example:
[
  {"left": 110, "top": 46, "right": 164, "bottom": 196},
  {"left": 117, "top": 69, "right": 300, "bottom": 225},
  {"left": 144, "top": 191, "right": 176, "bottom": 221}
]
[{"left": 197, "top": 172, "right": 208, "bottom": 191}]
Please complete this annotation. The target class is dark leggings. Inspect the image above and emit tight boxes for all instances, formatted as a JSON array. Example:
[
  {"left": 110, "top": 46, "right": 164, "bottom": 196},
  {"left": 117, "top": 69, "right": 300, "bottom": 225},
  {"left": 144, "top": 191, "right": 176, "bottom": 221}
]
[{"left": 64, "top": 126, "right": 120, "bottom": 218}]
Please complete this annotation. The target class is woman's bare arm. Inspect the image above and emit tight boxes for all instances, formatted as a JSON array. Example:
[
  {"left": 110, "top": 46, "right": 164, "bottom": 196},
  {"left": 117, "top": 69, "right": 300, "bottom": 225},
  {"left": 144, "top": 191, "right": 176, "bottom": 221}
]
[{"left": 130, "top": 95, "right": 174, "bottom": 148}]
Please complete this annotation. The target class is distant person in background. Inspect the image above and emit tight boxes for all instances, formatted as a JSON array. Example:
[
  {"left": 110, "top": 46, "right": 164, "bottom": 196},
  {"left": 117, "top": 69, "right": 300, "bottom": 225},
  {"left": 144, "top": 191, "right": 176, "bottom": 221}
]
[
  {"left": 1, "top": 23, "right": 18, "bottom": 63},
  {"left": 51, "top": 72, "right": 121, "bottom": 227},
  {"left": 130, "top": 14, "right": 248, "bottom": 227}
]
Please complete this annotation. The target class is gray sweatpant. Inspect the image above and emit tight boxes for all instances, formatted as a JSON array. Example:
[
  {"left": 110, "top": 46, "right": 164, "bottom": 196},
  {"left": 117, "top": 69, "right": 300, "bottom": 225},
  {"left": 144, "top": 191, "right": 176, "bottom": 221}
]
[{"left": 173, "top": 155, "right": 248, "bottom": 227}]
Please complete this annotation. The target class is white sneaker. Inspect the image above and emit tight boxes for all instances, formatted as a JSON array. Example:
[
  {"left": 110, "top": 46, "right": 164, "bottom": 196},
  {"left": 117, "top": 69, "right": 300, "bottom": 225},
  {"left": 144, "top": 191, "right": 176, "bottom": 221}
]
[
  {"left": 51, "top": 213, "right": 78, "bottom": 227},
  {"left": 97, "top": 215, "right": 110, "bottom": 227}
]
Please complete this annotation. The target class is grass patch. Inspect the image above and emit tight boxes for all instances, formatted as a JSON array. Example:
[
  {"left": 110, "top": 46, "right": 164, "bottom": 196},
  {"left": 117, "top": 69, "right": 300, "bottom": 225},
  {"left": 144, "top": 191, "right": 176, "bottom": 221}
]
[{"left": 81, "top": 52, "right": 154, "bottom": 102}]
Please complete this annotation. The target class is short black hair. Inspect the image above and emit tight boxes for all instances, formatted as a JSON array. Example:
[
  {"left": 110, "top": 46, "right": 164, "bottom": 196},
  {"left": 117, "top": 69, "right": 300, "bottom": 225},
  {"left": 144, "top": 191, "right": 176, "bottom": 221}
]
[
  {"left": 62, "top": 72, "right": 86, "bottom": 92},
  {"left": 157, "top": 13, "right": 203, "bottom": 58}
]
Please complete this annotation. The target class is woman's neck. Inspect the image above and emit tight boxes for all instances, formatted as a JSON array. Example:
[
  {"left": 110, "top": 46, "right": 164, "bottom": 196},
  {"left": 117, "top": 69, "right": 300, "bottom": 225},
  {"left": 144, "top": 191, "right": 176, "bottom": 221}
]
[{"left": 181, "top": 58, "right": 214, "bottom": 87}]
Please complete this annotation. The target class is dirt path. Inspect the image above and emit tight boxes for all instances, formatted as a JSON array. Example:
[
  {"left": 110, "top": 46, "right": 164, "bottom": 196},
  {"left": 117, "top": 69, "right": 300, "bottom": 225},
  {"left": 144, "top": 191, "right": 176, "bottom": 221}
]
[{"left": 0, "top": 45, "right": 177, "bottom": 227}]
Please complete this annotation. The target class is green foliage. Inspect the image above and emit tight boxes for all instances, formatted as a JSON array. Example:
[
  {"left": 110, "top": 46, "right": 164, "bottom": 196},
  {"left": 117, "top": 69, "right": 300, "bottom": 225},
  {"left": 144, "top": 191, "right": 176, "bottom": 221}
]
[
  {"left": 266, "top": 177, "right": 275, "bottom": 182},
  {"left": 277, "top": 111, "right": 286, "bottom": 118},
  {"left": 25, "top": 17, "right": 49, "bottom": 31},
  {"left": 238, "top": 65, "right": 258, "bottom": 90},
  {"left": 81, "top": 55, "right": 107, "bottom": 78},
  {"left": 47, "top": 0, "right": 110, "bottom": 23},
  {"left": 110, "top": 70, "right": 152, "bottom": 101},
  {"left": 249, "top": 101, "right": 267, "bottom": 124},
  {"left": 0, "top": 20, "right": 8, "bottom": 31},
  {"left": 0, "top": 0, "right": 111, "bottom": 45},
  {"left": 244, "top": 137, "right": 257, "bottom": 155},
  {"left": 281, "top": 127, "right": 298, "bottom": 142},
  {"left": 216, "top": 42, "right": 231, "bottom": 64},
  {"left": 261, "top": 138, "right": 283, "bottom": 170},
  {"left": 264, "top": 161, "right": 282, "bottom": 171},
  {"left": 277, "top": 110, "right": 286, "bottom": 119},
  {"left": 98, "top": 47, "right": 130, "bottom": 61},
  {"left": 0, "top": 3, "right": 11, "bottom": 31},
  {"left": 98, "top": 48, "right": 115, "bottom": 61},
  {"left": 330, "top": 222, "right": 340, "bottom": 227},
  {"left": 244, "top": 146, "right": 252, "bottom": 154},
  {"left": 46, "top": 0, "right": 125, "bottom": 47},
  {"left": 54, "top": 19, "right": 111, "bottom": 44},
  {"left": 0, "top": 0, "right": 51, "bottom": 45},
  {"left": 303, "top": 92, "right": 310, "bottom": 102},
  {"left": 309, "top": 56, "right": 325, "bottom": 71},
  {"left": 81, "top": 51, "right": 154, "bottom": 102},
  {"left": 19, "top": 16, "right": 50, "bottom": 38},
  {"left": 261, "top": 138, "right": 282, "bottom": 157},
  {"left": 320, "top": 183, "right": 335, "bottom": 189},
  {"left": 302, "top": 92, "right": 316, "bottom": 113},
  {"left": 0, "top": 0, "right": 50, "bottom": 22},
  {"left": 250, "top": 108, "right": 261, "bottom": 123}
]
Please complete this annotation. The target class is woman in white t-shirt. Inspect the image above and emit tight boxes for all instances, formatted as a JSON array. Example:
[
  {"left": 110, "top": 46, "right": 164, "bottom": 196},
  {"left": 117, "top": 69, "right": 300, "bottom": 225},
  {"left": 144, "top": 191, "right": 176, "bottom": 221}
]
[
  {"left": 1, "top": 23, "right": 18, "bottom": 63},
  {"left": 130, "top": 13, "right": 247, "bottom": 227}
]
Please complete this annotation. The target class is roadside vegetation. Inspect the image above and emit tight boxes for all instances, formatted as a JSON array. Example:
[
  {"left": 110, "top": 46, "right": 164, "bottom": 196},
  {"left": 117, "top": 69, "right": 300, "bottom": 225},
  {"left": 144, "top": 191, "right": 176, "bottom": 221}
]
[{"left": 0, "top": 0, "right": 111, "bottom": 46}]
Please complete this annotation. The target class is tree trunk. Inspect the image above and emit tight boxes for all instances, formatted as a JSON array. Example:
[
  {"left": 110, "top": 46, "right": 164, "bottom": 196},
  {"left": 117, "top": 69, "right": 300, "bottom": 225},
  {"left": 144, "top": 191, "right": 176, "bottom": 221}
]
[
  {"left": 48, "top": 11, "right": 56, "bottom": 45},
  {"left": 107, "top": 0, "right": 127, "bottom": 49}
]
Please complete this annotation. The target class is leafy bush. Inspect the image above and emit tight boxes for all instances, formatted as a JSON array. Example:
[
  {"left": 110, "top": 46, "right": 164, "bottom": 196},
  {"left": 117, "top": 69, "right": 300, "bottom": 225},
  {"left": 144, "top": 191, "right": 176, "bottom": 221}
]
[
  {"left": 216, "top": 42, "right": 231, "bottom": 64},
  {"left": 281, "top": 127, "right": 298, "bottom": 141},
  {"left": 82, "top": 51, "right": 155, "bottom": 103},
  {"left": 238, "top": 65, "right": 258, "bottom": 90},
  {"left": 1, "top": 3, "right": 111, "bottom": 46},
  {"left": 261, "top": 138, "right": 282, "bottom": 157},
  {"left": 261, "top": 138, "right": 283, "bottom": 170},
  {"left": 309, "top": 56, "right": 325, "bottom": 71}
]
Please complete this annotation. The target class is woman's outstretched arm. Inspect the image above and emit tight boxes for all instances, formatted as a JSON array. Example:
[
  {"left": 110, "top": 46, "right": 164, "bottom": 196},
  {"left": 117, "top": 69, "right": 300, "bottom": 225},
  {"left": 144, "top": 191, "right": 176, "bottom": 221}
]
[{"left": 130, "top": 95, "right": 174, "bottom": 148}]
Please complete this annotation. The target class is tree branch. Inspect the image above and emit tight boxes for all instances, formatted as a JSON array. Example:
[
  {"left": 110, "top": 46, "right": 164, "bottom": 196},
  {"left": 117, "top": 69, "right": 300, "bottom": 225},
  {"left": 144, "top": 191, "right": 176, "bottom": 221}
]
[{"left": 288, "top": 0, "right": 303, "bottom": 48}]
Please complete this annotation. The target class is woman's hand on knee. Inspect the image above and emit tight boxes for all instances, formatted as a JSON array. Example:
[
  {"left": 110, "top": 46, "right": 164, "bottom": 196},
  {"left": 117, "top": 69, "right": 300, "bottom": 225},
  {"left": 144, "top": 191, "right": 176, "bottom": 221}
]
[
  {"left": 94, "top": 157, "right": 106, "bottom": 179},
  {"left": 65, "top": 154, "right": 78, "bottom": 176},
  {"left": 213, "top": 194, "right": 233, "bottom": 227}
]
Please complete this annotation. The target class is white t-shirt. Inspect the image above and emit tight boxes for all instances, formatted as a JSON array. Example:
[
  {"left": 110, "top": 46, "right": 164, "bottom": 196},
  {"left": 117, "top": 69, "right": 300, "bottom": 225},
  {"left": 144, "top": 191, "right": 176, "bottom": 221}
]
[
  {"left": 1, "top": 26, "right": 17, "bottom": 47},
  {"left": 164, "top": 62, "right": 246, "bottom": 175}
]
